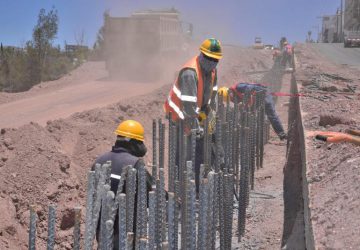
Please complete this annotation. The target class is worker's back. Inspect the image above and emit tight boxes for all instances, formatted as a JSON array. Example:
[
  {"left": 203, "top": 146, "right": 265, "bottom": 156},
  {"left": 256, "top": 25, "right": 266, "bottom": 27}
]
[{"left": 94, "top": 146, "right": 139, "bottom": 193}]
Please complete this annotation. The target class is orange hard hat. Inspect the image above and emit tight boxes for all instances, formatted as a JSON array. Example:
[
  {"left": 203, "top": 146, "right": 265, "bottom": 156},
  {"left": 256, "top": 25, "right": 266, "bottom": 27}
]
[{"left": 114, "top": 120, "right": 144, "bottom": 142}]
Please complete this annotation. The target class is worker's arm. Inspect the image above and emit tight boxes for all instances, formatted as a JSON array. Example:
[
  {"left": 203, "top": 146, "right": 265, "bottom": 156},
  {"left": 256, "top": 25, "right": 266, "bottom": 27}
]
[
  {"left": 208, "top": 71, "right": 218, "bottom": 112},
  {"left": 178, "top": 69, "right": 199, "bottom": 128}
]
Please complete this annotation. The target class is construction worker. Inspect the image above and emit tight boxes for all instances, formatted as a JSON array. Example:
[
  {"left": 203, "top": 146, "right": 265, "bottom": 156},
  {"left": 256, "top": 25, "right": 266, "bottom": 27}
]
[
  {"left": 92, "top": 120, "right": 153, "bottom": 249},
  {"left": 164, "top": 38, "right": 222, "bottom": 193},
  {"left": 272, "top": 47, "right": 282, "bottom": 68},
  {"left": 281, "top": 41, "right": 293, "bottom": 69},
  {"left": 219, "top": 84, "right": 287, "bottom": 140},
  {"left": 279, "top": 37, "right": 288, "bottom": 50}
]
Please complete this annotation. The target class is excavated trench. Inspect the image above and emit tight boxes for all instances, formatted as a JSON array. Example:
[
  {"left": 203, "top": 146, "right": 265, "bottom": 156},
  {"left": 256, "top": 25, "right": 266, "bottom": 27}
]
[{"left": 281, "top": 74, "right": 314, "bottom": 249}]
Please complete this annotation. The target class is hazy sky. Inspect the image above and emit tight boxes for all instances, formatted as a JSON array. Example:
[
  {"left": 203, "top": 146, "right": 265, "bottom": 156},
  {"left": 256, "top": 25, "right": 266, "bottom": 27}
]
[{"left": 0, "top": 0, "right": 341, "bottom": 47}]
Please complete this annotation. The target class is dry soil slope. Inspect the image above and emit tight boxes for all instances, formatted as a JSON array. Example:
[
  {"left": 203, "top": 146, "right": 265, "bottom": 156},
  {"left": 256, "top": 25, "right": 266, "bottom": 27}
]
[{"left": 295, "top": 43, "right": 360, "bottom": 249}]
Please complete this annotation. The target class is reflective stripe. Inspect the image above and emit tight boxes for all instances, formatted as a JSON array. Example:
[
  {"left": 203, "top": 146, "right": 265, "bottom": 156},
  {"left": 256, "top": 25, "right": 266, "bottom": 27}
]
[
  {"left": 181, "top": 95, "right": 197, "bottom": 102},
  {"left": 212, "top": 85, "right": 218, "bottom": 91},
  {"left": 110, "top": 174, "right": 121, "bottom": 180},
  {"left": 173, "top": 85, "right": 182, "bottom": 99},
  {"left": 168, "top": 98, "right": 185, "bottom": 119}
]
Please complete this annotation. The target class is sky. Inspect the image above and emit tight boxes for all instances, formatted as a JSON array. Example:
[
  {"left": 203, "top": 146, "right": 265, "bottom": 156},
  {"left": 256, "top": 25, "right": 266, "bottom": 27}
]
[{"left": 0, "top": 0, "right": 342, "bottom": 47}]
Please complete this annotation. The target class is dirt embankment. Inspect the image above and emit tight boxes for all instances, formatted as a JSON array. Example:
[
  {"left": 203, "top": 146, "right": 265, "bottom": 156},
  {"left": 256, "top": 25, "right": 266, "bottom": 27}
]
[
  {"left": 294, "top": 43, "right": 360, "bottom": 249},
  {"left": 0, "top": 46, "right": 274, "bottom": 249}
]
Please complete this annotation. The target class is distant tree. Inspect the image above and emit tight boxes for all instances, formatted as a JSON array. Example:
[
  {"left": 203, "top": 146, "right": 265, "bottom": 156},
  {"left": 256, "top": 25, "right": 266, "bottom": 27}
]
[
  {"left": 93, "top": 10, "right": 109, "bottom": 60},
  {"left": 32, "top": 7, "right": 59, "bottom": 82},
  {"left": 306, "top": 31, "right": 312, "bottom": 43}
]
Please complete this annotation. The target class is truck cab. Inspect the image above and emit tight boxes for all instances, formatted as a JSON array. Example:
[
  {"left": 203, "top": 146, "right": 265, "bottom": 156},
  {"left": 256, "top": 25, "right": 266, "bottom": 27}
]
[
  {"left": 344, "top": 31, "right": 360, "bottom": 48},
  {"left": 253, "top": 37, "right": 264, "bottom": 49}
]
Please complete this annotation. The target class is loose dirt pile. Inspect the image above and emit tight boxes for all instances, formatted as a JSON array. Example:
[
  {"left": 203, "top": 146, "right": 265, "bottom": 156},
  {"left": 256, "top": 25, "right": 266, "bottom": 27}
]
[
  {"left": 295, "top": 43, "right": 360, "bottom": 249},
  {"left": 0, "top": 46, "right": 274, "bottom": 249}
]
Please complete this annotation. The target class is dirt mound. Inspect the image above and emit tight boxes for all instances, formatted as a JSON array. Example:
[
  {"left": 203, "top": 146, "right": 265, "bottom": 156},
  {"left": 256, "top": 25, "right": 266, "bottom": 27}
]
[{"left": 318, "top": 113, "right": 355, "bottom": 127}]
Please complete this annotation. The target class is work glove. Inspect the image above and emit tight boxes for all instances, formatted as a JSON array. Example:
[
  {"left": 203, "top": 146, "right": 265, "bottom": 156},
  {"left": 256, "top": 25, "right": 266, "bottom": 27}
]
[
  {"left": 278, "top": 132, "right": 287, "bottom": 141},
  {"left": 196, "top": 126, "right": 204, "bottom": 139}
]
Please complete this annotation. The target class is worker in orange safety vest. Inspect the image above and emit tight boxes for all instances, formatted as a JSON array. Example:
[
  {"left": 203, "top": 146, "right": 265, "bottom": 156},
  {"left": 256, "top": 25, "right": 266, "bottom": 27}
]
[{"left": 164, "top": 38, "right": 223, "bottom": 193}]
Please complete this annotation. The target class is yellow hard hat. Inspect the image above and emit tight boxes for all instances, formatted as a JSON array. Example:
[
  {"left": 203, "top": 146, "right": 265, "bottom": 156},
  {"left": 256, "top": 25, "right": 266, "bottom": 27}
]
[
  {"left": 199, "top": 38, "right": 223, "bottom": 60},
  {"left": 114, "top": 120, "right": 144, "bottom": 142},
  {"left": 218, "top": 87, "right": 229, "bottom": 101}
]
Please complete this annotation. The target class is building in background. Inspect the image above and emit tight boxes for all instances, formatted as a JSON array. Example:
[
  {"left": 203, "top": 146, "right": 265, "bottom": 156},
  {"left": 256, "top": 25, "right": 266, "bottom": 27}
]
[
  {"left": 321, "top": 15, "right": 338, "bottom": 42},
  {"left": 344, "top": 0, "right": 360, "bottom": 31}
]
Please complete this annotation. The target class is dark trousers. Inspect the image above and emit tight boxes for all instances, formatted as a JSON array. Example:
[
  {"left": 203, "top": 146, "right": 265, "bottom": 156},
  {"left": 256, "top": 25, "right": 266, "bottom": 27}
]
[{"left": 176, "top": 127, "right": 204, "bottom": 195}]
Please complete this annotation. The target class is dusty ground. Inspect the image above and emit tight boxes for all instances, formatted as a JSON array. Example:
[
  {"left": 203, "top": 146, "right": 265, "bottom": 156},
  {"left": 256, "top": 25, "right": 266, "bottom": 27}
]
[
  {"left": 295, "top": 43, "right": 360, "bottom": 249},
  {"left": 0, "top": 46, "right": 280, "bottom": 249}
]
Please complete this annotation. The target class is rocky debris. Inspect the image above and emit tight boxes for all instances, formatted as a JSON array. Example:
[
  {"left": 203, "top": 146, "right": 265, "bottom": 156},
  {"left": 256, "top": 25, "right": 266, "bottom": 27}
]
[
  {"left": 318, "top": 113, "right": 355, "bottom": 127},
  {"left": 60, "top": 208, "right": 75, "bottom": 230}
]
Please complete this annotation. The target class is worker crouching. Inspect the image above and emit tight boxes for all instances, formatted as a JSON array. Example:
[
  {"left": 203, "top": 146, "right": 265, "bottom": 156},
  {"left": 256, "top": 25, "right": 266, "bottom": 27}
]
[{"left": 219, "top": 83, "right": 287, "bottom": 140}]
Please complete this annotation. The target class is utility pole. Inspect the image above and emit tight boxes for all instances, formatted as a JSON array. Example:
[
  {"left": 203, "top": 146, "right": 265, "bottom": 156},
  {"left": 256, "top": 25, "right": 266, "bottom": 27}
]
[{"left": 340, "top": 0, "right": 343, "bottom": 42}]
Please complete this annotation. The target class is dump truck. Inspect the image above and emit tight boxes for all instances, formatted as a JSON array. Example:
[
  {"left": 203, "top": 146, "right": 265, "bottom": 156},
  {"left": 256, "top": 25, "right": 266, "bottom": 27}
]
[
  {"left": 344, "top": 31, "right": 360, "bottom": 48},
  {"left": 253, "top": 37, "right": 264, "bottom": 49},
  {"left": 104, "top": 9, "right": 191, "bottom": 80}
]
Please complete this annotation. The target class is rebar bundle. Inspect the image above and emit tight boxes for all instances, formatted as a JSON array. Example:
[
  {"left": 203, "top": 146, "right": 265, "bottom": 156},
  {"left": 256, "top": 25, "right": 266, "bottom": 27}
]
[{"left": 26, "top": 89, "right": 268, "bottom": 249}]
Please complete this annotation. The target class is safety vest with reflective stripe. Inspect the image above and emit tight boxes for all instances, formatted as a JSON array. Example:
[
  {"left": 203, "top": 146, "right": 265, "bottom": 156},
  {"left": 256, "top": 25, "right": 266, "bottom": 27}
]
[{"left": 164, "top": 56, "right": 217, "bottom": 121}]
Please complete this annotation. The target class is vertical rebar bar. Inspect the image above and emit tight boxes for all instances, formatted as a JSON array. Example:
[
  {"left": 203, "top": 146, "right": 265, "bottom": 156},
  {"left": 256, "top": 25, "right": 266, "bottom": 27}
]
[
  {"left": 238, "top": 109, "right": 247, "bottom": 241},
  {"left": 161, "top": 242, "right": 169, "bottom": 250},
  {"left": 174, "top": 180, "right": 180, "bottom": 250},
  {"left": 148, "top": 191, "right": 156, "bottom": 250},
  {"left": 155, "top": 181, "right": 162, "bottom": 248},
  {"left": 206, "top": 172, "right": 215, "bottom": 250},
  {"left": 135, "top": 164, "right": 148, "bottom": 249},
  {"left": 105, "top": 220, "right": 115, "bottom": 250},
  {"left": 99, "top": 185, "right": 111, "bottom": 249},
  {"left": 197, "top": 177, "right": 208, "bottom": 250},
  {"left": 159, "top": 168, "right": 167, "bottom": 243},
  {"left": 250, "top": 112, "right": 256, "bottom": 190},
  {"left": 203, "top": 114, "right": 209, "bottom": 166},
  {"left": 259, "top": 92, "right": 265, "bottom": 168},
  {"left": 139, "top": 238, "right": 148, "bottom": 250},
  {"left": 29, "top": 205, "right": 37, "bottom": 250},
  {"left": 213, "top": 172, "right": 220, "bottom": 249},
  {"left": 126, "top": 168, "right": 137, "bottom": 233},
  {"left": 186, "top": 179, "right": 196, "bottom": 250},
  {"left": 180, "top": 138, "right": 188, "bottom": 250},
  {"left": 168, "top": 192, "right": 175, "bottom": 250},
  {"left": 168, "top": 118, "right": 176, "bottom": 193},
  {"left": 219, "top": 172, "right": 225, "bottom": 250},
  {"left": 84, "top": 171, "right": 95, "bottom": 250},
  {"left": 47, "top": 204, "right": 56, "bottom": 250},
  {"left": 73, "top": 207, "right": 81, "bottom": 250},
  {"left": 152, "top": 119, "right": 157, "bottom": 180},
  {"left": 215, "top": 116, "right": 222, "bottom": 173},
  {"left": 126, "top": 232, "right": 134, "bottom": 250},
  {"left": 91, "top": 163, "right": 109, "bottom": 242},
  {"left": 191, "top": 129, "right": 196, "bottom": 180},
  {"left": 159, "top": 119, "right": 165, "bottom": 170},
  {"left": 118, "top": 193, "right": 127, "bottom": 250}
]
